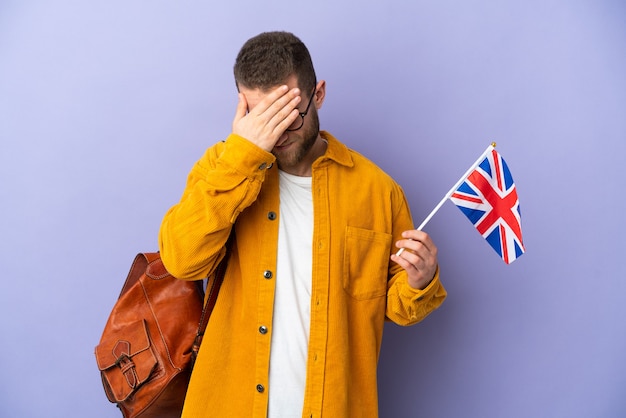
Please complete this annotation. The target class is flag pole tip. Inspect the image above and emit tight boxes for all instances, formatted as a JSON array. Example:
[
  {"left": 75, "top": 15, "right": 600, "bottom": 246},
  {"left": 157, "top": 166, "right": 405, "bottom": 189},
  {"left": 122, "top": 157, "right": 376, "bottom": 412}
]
[{"left": 491, "top": 141, "right": 497, "bottom": 148}]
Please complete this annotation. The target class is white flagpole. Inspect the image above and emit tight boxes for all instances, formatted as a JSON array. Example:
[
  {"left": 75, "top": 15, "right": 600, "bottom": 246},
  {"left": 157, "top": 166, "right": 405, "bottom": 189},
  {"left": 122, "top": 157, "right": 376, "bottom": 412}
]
[{"left": 395, "top": 142, "right": 496, "bottom": 256}]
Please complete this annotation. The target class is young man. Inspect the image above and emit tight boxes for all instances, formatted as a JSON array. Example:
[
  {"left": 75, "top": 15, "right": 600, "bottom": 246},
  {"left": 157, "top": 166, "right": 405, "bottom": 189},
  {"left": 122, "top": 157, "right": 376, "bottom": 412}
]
[{"left": 159, "top": 31, "right": 446, "bottom": 418}]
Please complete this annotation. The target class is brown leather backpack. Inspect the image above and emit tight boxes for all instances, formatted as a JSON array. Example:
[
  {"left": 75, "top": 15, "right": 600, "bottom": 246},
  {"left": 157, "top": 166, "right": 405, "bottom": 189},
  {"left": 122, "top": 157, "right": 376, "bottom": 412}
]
[{"left": 95, "top": 252, "right": 227, "bottom": 417}]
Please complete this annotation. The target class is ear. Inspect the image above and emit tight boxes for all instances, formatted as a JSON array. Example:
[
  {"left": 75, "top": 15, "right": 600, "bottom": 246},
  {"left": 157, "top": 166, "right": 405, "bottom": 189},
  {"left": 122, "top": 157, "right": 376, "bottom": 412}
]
[{"left": 314, "top": 80, "right": 326, "bottom": 110}]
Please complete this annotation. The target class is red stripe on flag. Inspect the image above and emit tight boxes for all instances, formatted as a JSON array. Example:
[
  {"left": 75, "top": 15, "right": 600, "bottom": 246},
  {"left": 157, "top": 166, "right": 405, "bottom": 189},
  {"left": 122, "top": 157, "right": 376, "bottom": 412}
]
[
  {"left": 500, "top": 224, "right": 509, "bottom": 264},
  {"left": 467, "top": 170, "right": 523, "bottom": 243},
  {"left": 451, "top": 192, "right": 483, "bottom": 204},
  {"left": 492, "top": 149, "right": 503, "bottom": 192}
]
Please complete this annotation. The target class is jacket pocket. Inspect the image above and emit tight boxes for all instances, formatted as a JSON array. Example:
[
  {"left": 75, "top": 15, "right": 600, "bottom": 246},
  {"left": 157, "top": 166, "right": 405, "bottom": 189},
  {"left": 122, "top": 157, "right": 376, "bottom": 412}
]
[{"left": 343, "top": 226, "right": 392, "bottom": 300}]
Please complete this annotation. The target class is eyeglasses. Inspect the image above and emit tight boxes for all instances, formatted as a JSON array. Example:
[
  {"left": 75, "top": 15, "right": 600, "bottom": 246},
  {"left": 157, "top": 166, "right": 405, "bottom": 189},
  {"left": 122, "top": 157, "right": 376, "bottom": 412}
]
[{"left": 286, "top": 88, "right": 316, "bottom": 131}]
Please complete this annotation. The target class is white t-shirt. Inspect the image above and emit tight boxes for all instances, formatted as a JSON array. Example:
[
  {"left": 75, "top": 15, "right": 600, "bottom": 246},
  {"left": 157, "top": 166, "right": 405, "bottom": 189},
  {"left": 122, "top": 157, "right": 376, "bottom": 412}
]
[{"left": 268, "top": 170, "right": 313, "bottom": 417}]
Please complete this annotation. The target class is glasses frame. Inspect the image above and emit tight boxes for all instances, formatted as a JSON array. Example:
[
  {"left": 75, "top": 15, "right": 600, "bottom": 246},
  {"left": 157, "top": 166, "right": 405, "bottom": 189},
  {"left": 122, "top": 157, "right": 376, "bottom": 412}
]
[{"left": 285, "top": 88, "right": 316, "bottom": 131}]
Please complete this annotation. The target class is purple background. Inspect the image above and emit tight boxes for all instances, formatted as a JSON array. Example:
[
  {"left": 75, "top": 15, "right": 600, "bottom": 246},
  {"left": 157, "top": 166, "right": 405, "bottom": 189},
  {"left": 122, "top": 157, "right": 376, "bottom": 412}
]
[{"left": 1, "top": 1, "right": 625, "bottom": 417}]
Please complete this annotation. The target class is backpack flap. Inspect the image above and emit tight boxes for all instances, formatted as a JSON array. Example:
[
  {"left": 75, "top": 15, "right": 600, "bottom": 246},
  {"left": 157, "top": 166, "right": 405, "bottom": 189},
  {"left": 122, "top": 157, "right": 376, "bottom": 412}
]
[{"left": 95, "top": 319, "right": 158, "bottom": 402}]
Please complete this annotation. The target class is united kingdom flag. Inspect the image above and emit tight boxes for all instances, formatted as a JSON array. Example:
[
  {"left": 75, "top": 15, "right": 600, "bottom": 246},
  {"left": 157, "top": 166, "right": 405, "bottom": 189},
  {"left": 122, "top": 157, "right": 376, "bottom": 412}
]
[{"left": 450, "top": 148, "right": 525, "bottom": 264}]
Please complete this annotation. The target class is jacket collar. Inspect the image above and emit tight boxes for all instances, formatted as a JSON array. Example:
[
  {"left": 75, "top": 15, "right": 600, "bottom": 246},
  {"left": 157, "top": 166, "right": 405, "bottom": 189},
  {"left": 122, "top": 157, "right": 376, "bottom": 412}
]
[{"left": 316, "top": 131, "right": 354, "bottom": 168}]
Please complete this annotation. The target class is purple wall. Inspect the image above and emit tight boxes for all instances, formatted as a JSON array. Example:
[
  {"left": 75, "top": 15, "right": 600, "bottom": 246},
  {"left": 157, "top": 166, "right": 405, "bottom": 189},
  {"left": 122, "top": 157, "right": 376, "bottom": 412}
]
[{"left": 1, "top": 1, "right": 624, "bottom": 417}]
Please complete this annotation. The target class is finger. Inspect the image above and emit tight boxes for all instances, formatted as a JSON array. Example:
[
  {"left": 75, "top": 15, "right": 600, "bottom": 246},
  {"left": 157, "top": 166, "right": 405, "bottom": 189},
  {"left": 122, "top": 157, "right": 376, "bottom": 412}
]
[
  {"left": 395, "top": 238, "right": 422, "bottom": 257},
  {"left": 398, "top": 237, "right": 437, "bottom": 275},
  {"left": 390, "top": 253, "right": 413, "bottom": 270},
  {"left": 402, "top": 230, "right": 431, "bottom": 244},
  {"left": 244, "top": 88, "right": 300, "bottom": 140},
  {"left": 270, "top": 103, "right": 300, "bottom": 134},
  {"left": 400, "top": 232, "right": 435, "bottom": 252},
  {"left": 391, "top": 250, "right": 424, "bottom": 272},
  {"left": 232, "top": 93, "right": 248, "bottom": 127},
  {"left": 253, "top": 85, "right": 296, "bottom": 116},
  {"left": 272, "top": 109, "right": 300, "bottom": 136},
  {"left": 264, "top": 90, "right": 301, "bottom": 128},
  {"left": 398, "top": 246, "right": 422, "bottom": 266},
  {"left": 257, "top": 89, "right": 300, "bottom": 137}
]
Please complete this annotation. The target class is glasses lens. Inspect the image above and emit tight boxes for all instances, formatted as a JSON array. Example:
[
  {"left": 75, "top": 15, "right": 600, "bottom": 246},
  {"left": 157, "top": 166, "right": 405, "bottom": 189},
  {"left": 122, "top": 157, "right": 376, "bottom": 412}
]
[
  {"left": 286, "top": 115, "right": 304, "bottom": 131},
  {"left": 286, "top": 89, "right": 314, "bottom": 131}
]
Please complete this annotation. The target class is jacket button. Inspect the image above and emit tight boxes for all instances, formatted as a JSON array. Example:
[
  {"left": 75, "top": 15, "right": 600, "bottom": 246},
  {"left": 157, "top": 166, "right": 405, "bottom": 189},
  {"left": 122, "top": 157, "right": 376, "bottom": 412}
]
[
  {"left": 256, "top": 384, "right": 265, "bottom": 393},
  {"left": 263, "top": 270, "right": 273, "bottom": 279},
  {"left": 259, "top": 325, "right": 268, "bottom": 334},
  {"left": 258, "top": 162, "right": 267, "bottom": 170},
  {"left": 267, "top": 211, "right": 277, "bottom": 221}
]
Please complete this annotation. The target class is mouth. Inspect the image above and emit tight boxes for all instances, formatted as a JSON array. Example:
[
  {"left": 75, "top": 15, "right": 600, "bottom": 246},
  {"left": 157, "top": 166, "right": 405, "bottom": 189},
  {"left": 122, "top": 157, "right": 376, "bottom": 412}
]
[{"left": 273, "top": 143, "right": 293, "bottom": 153}]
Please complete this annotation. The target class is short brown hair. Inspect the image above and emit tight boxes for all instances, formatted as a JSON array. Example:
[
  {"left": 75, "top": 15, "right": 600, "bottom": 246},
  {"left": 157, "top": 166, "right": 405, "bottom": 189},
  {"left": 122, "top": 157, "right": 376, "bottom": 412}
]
[{"left": 234, "top": 31, "right": 317, "bottom": 92}]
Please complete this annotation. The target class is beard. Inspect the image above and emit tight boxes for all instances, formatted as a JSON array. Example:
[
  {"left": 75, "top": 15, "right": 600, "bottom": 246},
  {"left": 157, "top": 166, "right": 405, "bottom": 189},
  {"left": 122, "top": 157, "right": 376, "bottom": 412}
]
[{"left": 272, "top": 108, "right": 320, "bottom": 171}]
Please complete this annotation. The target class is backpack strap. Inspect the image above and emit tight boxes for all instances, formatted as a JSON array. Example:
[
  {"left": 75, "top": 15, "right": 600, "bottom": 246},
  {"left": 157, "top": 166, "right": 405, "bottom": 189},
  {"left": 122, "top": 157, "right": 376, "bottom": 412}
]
[{"left": 191, "top": 231, "right": 234, "bottom": 363}]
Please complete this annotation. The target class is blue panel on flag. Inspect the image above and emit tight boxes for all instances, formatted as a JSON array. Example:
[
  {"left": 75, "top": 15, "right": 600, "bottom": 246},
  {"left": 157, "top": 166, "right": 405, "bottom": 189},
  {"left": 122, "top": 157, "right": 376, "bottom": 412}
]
[
  {"left": 478, "top": 158, "right": 492, "bottom": 177},
  {"left": 502, "top": 158, "right": 514, "bottom": 190},
  {"left": 485, "top": 227, "right": 502, "bottom": 257},
  {"left": 457, "top": 206, "right": 485, "bottom": 224},
  {"left": 457, "top": 181, "right": 478, "bottom": 196}
]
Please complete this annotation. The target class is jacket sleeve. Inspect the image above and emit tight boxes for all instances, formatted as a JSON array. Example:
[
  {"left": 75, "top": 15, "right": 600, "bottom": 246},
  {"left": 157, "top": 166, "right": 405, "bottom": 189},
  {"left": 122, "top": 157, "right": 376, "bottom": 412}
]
[
  {"left": 386, "top": 268, "right": 447, "bottom": 326},
  {"left": 159, "top": 134, "right": 276, "bottom": 280},
  {"left": 385, "top": 185, "right": 447, "bottom": 325}
]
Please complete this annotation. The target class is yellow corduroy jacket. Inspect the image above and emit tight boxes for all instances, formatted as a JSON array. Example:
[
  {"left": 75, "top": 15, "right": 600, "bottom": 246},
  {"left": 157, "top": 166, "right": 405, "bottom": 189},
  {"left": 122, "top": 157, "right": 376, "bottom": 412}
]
[{"left": 159, "top": 131, "right": 446, "bottom": 418}]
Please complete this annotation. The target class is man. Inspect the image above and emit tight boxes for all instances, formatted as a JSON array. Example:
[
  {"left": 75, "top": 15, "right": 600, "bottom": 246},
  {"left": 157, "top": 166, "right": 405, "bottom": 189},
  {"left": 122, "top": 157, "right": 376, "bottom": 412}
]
[{"left": 159, "top": 31, "right": 446, "bottom": 418}]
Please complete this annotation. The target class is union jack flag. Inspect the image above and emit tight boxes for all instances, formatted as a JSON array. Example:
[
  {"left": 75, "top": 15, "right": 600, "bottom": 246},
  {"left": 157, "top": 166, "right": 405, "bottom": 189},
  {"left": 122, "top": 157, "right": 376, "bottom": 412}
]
[{"left": 450, "top": 148, "right": 525, "bottom": 264}]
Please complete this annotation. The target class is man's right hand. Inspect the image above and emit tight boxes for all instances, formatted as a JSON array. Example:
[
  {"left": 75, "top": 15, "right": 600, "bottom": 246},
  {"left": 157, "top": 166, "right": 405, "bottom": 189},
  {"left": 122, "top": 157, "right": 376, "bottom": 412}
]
[{"left": 232, "top": 85, "right": 302, "bottom": 152}]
